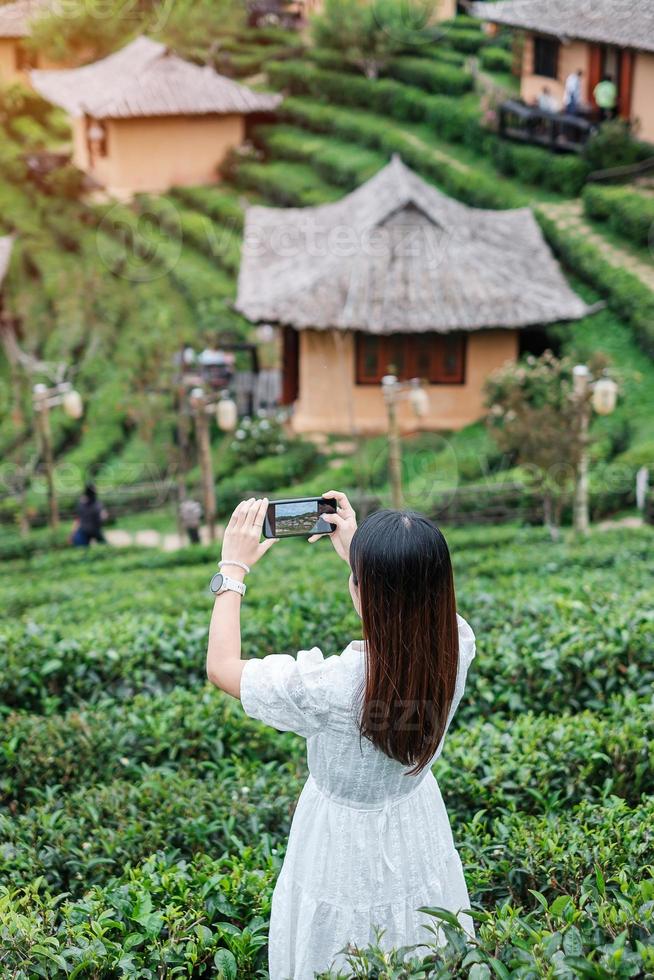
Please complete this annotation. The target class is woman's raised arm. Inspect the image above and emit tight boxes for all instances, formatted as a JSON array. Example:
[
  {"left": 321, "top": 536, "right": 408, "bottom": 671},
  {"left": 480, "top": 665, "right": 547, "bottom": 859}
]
[{"left": 206, "top": 497, "right": 277, "bottom": 698}]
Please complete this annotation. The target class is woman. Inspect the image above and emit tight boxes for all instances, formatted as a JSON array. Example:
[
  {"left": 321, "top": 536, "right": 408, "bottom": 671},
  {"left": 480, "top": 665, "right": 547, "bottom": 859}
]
[{"left": 206, "top": 492, "right": 476, "bottom": 978}]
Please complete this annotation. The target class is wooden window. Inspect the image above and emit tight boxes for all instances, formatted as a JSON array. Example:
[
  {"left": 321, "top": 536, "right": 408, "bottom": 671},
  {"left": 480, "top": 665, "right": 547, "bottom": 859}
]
[
  {"left": 14, "top": 44, "right": 35, "bottom": 71},
  {"left": 533, "top": 36, "right": 559, "bottom": 79},
  {"left": 355, "top": 333, "right": 466, "bottom": 385}
]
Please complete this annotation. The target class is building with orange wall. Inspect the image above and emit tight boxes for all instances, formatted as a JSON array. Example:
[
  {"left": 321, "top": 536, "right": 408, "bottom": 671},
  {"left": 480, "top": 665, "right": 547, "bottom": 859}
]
[
  {"left": 30, "top": 36, "right": 282, "bottom": 198},
  {"left": 0, "top": 0, "right": 68, "bottom": 84},
  {"left": 236, "top": 156, "right": 591, "bottom": 436},
  {"left": 472, "top": 0, "right": 654, "bottom": 142}
]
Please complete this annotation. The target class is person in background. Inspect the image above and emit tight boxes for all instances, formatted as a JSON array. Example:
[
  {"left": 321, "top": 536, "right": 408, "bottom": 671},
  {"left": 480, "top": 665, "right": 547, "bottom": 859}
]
[
  {"left": 71, "top": 483, "right": 107, "bottom": 547},
  {"left": 180, "top": 497, "right": 203, "bottom": 545},
  {"left": 563, "top": 68, "right": 584, "bottom": 114},
  {"left": 594, "top": 74, "right": 617, "bottom": 121},
  {"left": 538, "top": 85, "right": 559, "bottom": 113}
]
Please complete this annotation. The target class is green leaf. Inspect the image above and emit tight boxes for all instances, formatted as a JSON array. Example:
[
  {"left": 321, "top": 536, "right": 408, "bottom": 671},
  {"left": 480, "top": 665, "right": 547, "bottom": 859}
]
[
  {"left": 527, "top": 889, "right": 549, "bottom": 911},
  {"left": 214, "top": 948, "right": 237, "bottom": 979},
  {"left": 563, "top": 925, "right": 583, "bottom": 957},
  {"left": 595, "top": 863, "right": 606, "bottom": 897},
  {"left": 550, "top": 895, "right": 572, "bottom": 917},
  {"left": 489, "top": 956, "right": 511, "bottom": 980}
]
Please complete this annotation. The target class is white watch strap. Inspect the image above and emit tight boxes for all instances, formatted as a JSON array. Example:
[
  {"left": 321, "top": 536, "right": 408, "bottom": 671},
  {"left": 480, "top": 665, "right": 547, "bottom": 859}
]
[{"left": 219, "top": 574, "right": 246, "bottom": 597}]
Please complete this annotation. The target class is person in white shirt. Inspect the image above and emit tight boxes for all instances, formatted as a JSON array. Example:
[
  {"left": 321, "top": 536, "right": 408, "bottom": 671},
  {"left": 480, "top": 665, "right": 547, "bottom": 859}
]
[
  {"left": 538, "top": 86, "right": 559, "bottom": 113},
  {"left": 564, "top": 69, "right": 584, "bottom": 114}
]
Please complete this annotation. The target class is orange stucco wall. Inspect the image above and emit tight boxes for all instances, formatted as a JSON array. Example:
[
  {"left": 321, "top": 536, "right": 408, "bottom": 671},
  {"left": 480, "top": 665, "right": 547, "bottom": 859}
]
[
  {"left": 631, "top": 51, "right": 654, "bottom": 143},
  {"left": 0, "top": 38, "right": 83, "bottom": 84},
  {"left": 0, "top": 38, "right": 23, "bottom": 84},
  {"left": 291, "top": 329, "right": 520, "bottom": 435},
  {"left": 72, "top": 113, "right": 246, "bottom": 197},
  {"left": 520, "top": 34, "right": 589, "bottom": 109}
]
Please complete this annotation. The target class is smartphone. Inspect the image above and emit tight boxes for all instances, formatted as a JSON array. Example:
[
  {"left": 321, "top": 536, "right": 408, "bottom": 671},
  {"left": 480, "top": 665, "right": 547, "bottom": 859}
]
[{"left": 263, "top": 496, "right": 337, "bottom": 539}]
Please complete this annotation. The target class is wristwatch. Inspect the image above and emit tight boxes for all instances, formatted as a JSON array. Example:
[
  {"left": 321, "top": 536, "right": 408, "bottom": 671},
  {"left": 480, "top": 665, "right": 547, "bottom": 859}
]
[{"left": 209, "top": 571, "right": 247, "bottom": 597}]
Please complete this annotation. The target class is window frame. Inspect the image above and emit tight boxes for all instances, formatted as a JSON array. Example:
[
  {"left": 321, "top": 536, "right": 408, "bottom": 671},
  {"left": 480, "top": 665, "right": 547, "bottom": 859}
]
[
  {"left": 533, "top": 34, "right": 559, "bottom": 80},
  {"left": 355, "top": 332, "right": 467, "bottom": 386}
]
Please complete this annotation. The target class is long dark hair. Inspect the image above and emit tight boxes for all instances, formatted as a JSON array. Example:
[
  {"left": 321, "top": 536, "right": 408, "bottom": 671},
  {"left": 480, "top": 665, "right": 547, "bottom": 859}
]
[{"left": 349, "top": 510, "right": 459, "bottom": 775}]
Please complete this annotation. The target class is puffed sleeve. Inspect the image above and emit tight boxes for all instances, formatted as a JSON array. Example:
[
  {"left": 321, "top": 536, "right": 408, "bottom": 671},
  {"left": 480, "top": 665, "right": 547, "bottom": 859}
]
[{"left": 240, "top": 647, "right": 336, "bottom": 738}]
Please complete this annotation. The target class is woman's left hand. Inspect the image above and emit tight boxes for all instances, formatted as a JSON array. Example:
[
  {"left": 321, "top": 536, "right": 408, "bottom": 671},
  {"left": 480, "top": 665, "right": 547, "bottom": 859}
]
[{"left": 221, "top": 497, "right": 277, "bottom": 568}]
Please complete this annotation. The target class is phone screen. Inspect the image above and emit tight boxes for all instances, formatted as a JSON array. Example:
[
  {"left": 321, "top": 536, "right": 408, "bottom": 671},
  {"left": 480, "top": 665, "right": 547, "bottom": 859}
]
[{"left": 267, "top": 498, "right": 336, "bottom": 537}]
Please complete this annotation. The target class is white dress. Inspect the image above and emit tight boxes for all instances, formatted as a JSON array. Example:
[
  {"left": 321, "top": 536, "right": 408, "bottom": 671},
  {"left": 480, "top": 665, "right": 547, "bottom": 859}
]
[{"left": 240, "top": 614, "right": 477, "bottom": 980}]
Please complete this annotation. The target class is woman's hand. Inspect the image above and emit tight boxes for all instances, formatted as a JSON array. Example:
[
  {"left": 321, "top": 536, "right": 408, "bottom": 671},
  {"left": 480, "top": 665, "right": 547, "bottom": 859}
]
[
  {"left": 221, "top": 497, "right": 277, "bottom": 568},
  {"left": 308, "top": 490, "right": 357, "bottom": 563}
]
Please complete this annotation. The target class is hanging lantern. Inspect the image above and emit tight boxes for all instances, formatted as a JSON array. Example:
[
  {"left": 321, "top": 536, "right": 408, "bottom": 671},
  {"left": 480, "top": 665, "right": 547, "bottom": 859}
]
[
  {"left": 592, "top": 376, "right": 618, "bottom": 416},
  {"left": 409, "top": 383, "right": 429, "bottom": 418},
  {"left": 189, "top": 386, "right": 205, "bottom": 409},
  {"left": 62, "top": 389, "right": 84, "bottom": 419},
  {"left": 572, "top": 363, "right": 590, "bottom": 396},
  {"left": 216, "top": 394, "right": 238, "bottom": 432}
]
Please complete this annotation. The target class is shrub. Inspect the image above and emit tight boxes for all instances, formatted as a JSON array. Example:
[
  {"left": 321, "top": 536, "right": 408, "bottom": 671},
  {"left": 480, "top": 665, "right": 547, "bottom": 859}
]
[
  {"left": 584, "top": 118, "right": 654, "bottom": 172},
  {"left": 487, "top": 137, "right": 590, "bottom": 195},
  {"left": 269, "top": 62, "right": 588, "bottom": 195},
  {"left": 446, "top": 27, "right": 485, "bottom": 53},
  {"left": 582, "top": 183, "right": 654, "bottom": 249},
  {"left": 216, "top": 439, "right": 320, "bottom": 515},
  {"left": 0, "top": 763, "right": 296, "bottom": 894},
  {"left": 255, "top": 124, "right": 385, "bottom": 188},
  {"left": 537, "top": 209, "right": 654, "bottom": 357},
  {"left": 385, "top": 56, "right": 473, "bottom": 96},
  {"left": 479, "top": 45, "right": 513, "bottom": 73},
  {"left": 231, "top": 158, "right": 341, "bottom": 206}
]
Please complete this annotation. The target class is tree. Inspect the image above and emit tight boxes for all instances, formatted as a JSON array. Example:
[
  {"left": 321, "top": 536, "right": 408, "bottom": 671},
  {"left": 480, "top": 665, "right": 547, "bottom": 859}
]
[
  {"left": 312, "top": 0, "right": 446, "bottom": 79},
  {"left": 26, "top": 0, "right": 246, "bottom": 66},
  {"left": 484, "top": 350, "right": 608, "bottom": 539}
]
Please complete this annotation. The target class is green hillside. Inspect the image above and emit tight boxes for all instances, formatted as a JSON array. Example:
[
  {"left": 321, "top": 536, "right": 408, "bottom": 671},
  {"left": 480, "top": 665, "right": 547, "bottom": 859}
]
[{"left": 1, "top": 12, "right": 653, "bottom": 530}]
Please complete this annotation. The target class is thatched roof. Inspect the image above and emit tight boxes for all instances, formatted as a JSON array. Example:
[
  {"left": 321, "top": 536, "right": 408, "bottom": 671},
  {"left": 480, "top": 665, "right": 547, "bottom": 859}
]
[
  {"left": 0, "top": 0, "right": 50, "bottom": 39},
  {"left": 235, "top": 156, "right": 591, "bottom": 334},
  {"left": 0, "top": 236, "right": 13, "bottom": 288},
  {"left": 30, "top": 35, "right": 282, "bottom": 119},
  {"left": 471, "top": 0, "right": 654, "bottom": 54}
]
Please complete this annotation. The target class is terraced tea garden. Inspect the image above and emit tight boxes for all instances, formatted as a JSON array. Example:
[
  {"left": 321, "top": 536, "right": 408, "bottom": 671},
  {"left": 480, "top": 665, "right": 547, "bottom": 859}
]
[
  {"left": 1, "top": 14, "right": 654, "bottom": 531},
  {"left": 0, "top": 523, "right": 653, "bottom": 975}
]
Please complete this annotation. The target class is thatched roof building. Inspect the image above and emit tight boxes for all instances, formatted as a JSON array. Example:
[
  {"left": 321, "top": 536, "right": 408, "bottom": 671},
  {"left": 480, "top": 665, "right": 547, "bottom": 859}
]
[
  {"left": 0, "top": 0, "right": 50, "bottom": 38},
  {"left": 236, "top": 158, "right": 591, "bottom": 436},
  {"left": 236, "top": 155, "right": 591, "bottom": 332},
  {"left": 30, "top": 35, "right": 281, "bottom": 118},
  {"left": 470, "top": 0, "right": 654, "bottom": 54},
  {"left": 29, "top": 36, "right": 281, "bottom": 197},
  {"left": 472, "top": 0, "right": 654, "bottom": 142}
]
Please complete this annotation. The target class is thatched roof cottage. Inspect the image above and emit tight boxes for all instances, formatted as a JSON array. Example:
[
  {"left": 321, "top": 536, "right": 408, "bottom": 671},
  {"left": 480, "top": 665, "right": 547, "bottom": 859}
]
[
  {"left": 0, "top": 0, "right": 63, "bottom": 83},
  {"left": 472, "top": 0, "right": 654, "bottom": 141},
  {"left": 31, "top": 36, "right": 282, "bottom": 197},
  {"left": 236, "top": 156, "right": 591, "bottom": 435}
]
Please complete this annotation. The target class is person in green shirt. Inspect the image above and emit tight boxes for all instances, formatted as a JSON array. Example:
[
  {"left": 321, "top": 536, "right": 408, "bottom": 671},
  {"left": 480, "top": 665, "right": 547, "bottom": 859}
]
[{"left": 594, "top": 74, "right": 617, "bottom": 121}]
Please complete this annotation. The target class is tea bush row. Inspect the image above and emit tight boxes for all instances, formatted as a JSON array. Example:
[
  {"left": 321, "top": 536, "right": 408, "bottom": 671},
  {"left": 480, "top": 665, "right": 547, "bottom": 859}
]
[
  {"left": 1, "top": 760, "right": 651, "bottom": 908},
  {"left": 268, "top": 63, "right": 590, "bottom": 195},
  {"left": 582, "top": 183, "right": 654, "bottom": 249},
  {"left": 0, "top": 762, "right": 296, "bottom": 896},
  {"left": 537, "top": 209, "right": 654, "bottom": 358},
  {"left": 2, "top": 853, "right": 652, "bottom": 978},
  {"left": 1, "top": 684, "right": 651, "bottom": 816}
]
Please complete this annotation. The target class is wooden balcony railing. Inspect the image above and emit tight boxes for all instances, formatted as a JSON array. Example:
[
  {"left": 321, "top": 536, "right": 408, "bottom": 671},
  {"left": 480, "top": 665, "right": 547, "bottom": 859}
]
[{"left": 498, "top": 99, "right": 596, "bottom": 154}]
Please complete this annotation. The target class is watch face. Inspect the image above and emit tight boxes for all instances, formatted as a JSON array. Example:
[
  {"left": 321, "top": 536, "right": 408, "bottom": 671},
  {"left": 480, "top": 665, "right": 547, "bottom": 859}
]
[{"left": 210, "top": 572, "right": 224, "bottom": 594}]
